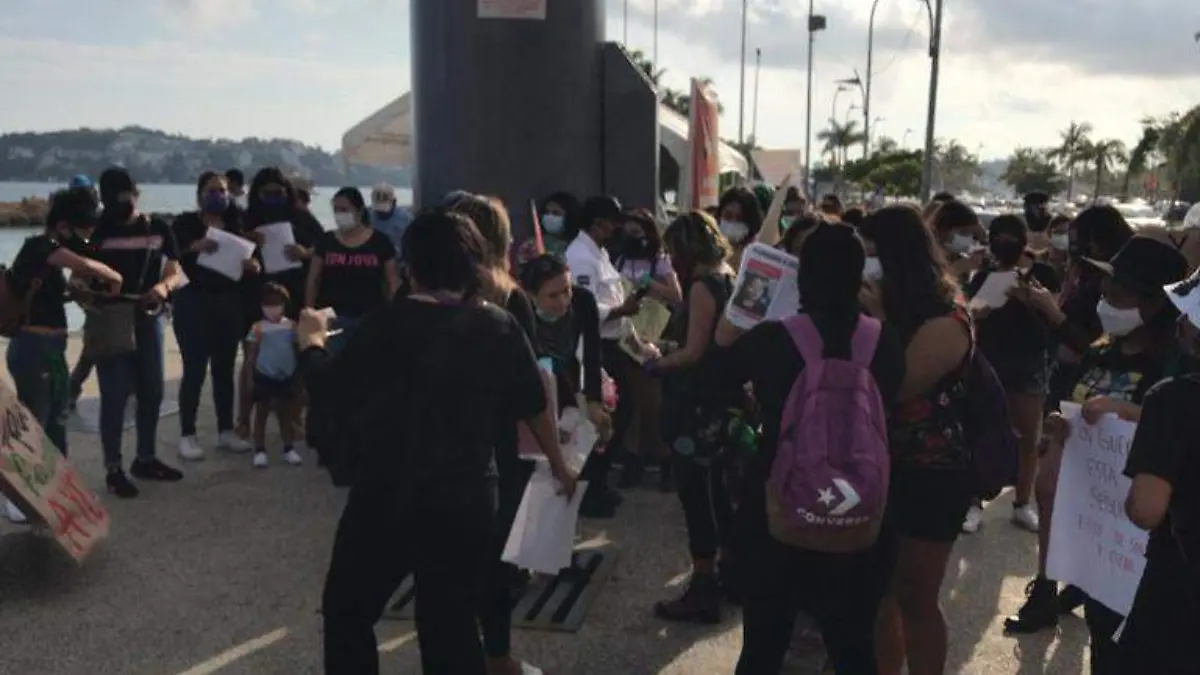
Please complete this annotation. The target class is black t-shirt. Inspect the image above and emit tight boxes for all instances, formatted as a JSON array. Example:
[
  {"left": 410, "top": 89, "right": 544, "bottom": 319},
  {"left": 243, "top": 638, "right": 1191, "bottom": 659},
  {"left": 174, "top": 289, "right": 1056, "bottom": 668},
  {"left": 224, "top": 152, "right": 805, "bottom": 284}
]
[
  {"left": 172, "top": 211, "right": 251, "bottom": 293},
  {"left": 313, "top": 230, "right": 395, "bottom": 318},
  {"left": 306, "top": 297, "right": 546, "bottom": 506},
  {"left": 87, "top": 215, "right": 179, "bottom": 295},
  {"left": 535, "top": 287, "right": 603, "bottom": 405},
  {"left": 8, "top": 234, "right": 68, "bottom": 329},
  {"left": 716, "top": 313, "right": 907, "bottom": 465},
  {"left": 1124, "top": 375, "right": 1200, "bottom": 566},
  {"left": 665, "top": 272, "right": 734, "bottom": 399},
  {"left": 1067, "top": 338, "right": 1163, "bottom": 406},
  {"left": 250, "top": 209, "right": 326, "bottom": 298},
  {"left": 967, "top": 262, "right": 1060, "bottom": 376}
]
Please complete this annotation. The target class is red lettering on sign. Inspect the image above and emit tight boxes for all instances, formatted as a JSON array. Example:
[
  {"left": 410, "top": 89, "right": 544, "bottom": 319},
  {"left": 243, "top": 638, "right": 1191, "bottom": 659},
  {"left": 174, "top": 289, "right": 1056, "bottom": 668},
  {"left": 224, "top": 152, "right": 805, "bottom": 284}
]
[
  {"left": 59, "top": 468, "right": 106, "bottom": 524},
  {"left": 48, "top": 496, "right": 88, "bottom": 554}
]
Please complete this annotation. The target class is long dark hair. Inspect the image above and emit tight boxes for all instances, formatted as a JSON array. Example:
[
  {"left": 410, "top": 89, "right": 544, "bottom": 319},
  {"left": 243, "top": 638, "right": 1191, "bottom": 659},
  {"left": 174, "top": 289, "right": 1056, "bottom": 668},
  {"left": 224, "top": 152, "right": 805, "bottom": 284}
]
[
  {"left": 858, "top": 204, "right": 961, "bottom": 338},
  {"left": 538, "top": 191, "right": 583, "bottom": 241},
  {"left": 245, "top": 167, "right": 297, "bottom": 226},
  {"left": 798, "top": 223, "right": 865, "bottom": 346},
  {"left": 717, "top": 186, "right": 764, "bottom": 242},
  {"left": 615, "top": 212, "right": 664, "bottom": 266},
  {"left": 401, "top": 208, "right": 487, "bottom": 296}
]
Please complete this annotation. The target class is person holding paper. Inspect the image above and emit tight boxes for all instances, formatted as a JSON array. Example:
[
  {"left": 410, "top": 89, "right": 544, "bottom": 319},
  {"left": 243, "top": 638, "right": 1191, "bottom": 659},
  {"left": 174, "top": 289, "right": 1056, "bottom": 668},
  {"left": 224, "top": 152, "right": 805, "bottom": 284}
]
[
  {"left": 303, "top": 211, "right": 575, "bottom": 675},
  {"left": 720, "top": 223, "right": 907, "bottom": 675},
  {"left": 171, "top": 170, "right": 260, "bottom": 461},
  {"left": 962, "top": 214, "right": 1061, "bottom": 535},
  {"left": 565, "top": 196, "right": 643, "bottom": 517},
  {"left": 1009, "top": 236, "right": 1186, "bottom": 673},
  {"left": 929, "top": 199, "right": 987, "bottom": 281},
  {"left": 2, "top": 188, "right": 122, "bottom": 523},
  {"left": 646, "top": 211, "right": 743, "bottom": 624},
  {"left": 1118, "top": 278, "right": 1200, "bottom": 673},
  {"left": 305, "top": 187, "right": 399, "bottom": 353}
]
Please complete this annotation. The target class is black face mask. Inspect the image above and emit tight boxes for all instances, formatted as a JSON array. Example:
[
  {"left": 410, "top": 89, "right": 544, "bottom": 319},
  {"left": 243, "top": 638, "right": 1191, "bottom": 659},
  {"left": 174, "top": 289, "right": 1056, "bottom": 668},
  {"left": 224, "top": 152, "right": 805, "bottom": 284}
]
[
  {"left": 105, "top": 202, "right": 135, "bottom": 223},
  {"left": 990, "top": 239, "right": 1025, "bottom": 266},
  {"left": 624, "top": 237, "right": 651, "bottom": 258}
]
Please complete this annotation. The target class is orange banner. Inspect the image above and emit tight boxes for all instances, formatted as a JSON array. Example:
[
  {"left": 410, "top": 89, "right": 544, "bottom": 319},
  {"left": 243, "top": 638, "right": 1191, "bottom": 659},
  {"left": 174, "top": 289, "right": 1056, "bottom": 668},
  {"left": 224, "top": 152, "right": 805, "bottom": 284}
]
[
  {"left": 0, "top": 381, "right": 110, "bottom": 561},
  {"left": 685, "top": 78, "right": 721, "bottom": 211}
]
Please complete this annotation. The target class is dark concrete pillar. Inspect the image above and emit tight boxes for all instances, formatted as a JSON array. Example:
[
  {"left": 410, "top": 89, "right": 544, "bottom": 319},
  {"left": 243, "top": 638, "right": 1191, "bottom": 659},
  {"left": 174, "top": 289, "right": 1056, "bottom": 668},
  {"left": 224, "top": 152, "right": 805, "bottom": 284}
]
[{"left": 411, "top": 0, "right": 606, "bottom": 235}]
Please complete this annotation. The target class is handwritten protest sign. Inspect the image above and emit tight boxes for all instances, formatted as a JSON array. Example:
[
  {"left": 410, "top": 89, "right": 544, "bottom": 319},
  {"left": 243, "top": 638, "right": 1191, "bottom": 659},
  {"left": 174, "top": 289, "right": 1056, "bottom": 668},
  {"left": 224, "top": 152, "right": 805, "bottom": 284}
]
[
  {"left": 725, "top": 243, "right": 800, "bottom": 330},
  {"left": 1046, "top": 402, "right": 1147, "bottom": 616},
  {"left": 0, "top": 380, "right": 110, "bottom": 562}
]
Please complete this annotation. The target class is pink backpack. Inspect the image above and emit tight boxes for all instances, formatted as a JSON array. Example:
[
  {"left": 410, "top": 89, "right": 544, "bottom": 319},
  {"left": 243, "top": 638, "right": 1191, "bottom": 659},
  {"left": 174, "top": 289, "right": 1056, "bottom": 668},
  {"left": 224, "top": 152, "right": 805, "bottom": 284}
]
[{"left": 766, "top": 314, "right": 890, "bottom": 552}]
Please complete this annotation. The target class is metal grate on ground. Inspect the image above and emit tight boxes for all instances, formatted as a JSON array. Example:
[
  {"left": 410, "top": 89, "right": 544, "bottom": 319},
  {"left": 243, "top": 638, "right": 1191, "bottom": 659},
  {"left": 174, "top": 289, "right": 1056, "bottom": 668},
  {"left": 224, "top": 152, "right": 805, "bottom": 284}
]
[{"left": 383, "top": 545, "right": 619, "bottom": 633}]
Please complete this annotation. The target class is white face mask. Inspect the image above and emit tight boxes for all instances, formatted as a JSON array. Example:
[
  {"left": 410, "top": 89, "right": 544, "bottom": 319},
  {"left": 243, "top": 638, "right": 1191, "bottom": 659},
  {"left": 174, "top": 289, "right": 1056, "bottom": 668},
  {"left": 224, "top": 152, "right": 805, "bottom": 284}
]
[
  {"left": 1096, "top": 298, "right": 1143, "bottom": 337},
  {"left": 720, "top": 220, "right": 750, "bottom": 244},
  {"left": 333, "top": 211, "right": 358, "bottom": 230},
  {"left": 262, "top": 305, "right": 285, "bottom": 322},
  {"left": 948, "top": 232, "right": 976, "bottom": 255},
  {"left": 1051, "top": 234, "right": 1070, "bottom": 251},
  {"left": 542, "top": 213, "right": 565, "bottom": 235},
  {"left": 863, "top": 256, "right": 883, "bottom": 282}
]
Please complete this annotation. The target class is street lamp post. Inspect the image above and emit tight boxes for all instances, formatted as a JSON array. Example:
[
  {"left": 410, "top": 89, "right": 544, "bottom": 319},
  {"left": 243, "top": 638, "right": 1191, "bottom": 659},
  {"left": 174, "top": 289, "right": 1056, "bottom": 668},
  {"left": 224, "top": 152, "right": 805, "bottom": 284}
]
[
  {"left": 864, "top": 0, "right": 885, "bottom": 160},
  {"left": 902, "top": 127, "right": 913, "bottom": 148},
  {"left": 803, "top": 1, "right": 827, "bottom": 197},
  {"left": 831, "top": 84, "right": 848, "bottom": 125},
  {"left": 919, "top": 0, "right": 943, "bottom": 202},
  {"left": 752, "top": 48, "right": 762, "bottom": 143},
  {"left": 738, "top": 0, "right": 749, "bottom": 145},
  {"left": 623, "top": 0, "right": 629, "bottom": 44}
]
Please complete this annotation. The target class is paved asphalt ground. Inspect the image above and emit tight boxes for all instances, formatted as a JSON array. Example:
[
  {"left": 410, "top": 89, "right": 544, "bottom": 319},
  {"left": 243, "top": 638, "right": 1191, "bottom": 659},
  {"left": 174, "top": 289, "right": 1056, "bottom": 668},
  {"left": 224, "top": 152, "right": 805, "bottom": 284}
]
[{"left": 0, "top": 335, "right": 1093, "bottom": 675}]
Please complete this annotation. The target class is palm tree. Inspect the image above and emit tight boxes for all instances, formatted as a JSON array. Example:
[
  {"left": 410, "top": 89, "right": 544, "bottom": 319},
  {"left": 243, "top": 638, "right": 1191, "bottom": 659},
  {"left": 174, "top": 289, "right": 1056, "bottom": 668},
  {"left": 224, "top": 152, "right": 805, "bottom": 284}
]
[
  {"left": 933, "top": 139, "right": 981, "bottom": 193},
  {"left": 1124, "top": 119, "right": 1162, "bottom": 199},
  {"left": 1048, "top": 121, "right": 1093, "bottom": 201},
  {"left": 1077, "top": 139, "right": 1128, "bottom": 202},
  {"left": 875, "top": 136, "right": 900, "bottom": 154},
  {"left": 818, "top": 119, "right": 867, "bottom": 192}
]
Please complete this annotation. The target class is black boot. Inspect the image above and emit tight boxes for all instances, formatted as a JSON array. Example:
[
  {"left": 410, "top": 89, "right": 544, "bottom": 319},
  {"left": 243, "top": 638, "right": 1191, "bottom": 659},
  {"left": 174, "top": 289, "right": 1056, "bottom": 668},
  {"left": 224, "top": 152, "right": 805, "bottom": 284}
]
[
  {"left": 653, "top": 572, "right": 721, "bottom": 624},
  {"left": 1003, "top": 577, "right": 1059, "bottom": 633},
  {"left": 1057, "top": 584, "right": 1087, "bottom": 615},
  {"left": 717, "top": 560, "right": 744, "bottom": 606}
]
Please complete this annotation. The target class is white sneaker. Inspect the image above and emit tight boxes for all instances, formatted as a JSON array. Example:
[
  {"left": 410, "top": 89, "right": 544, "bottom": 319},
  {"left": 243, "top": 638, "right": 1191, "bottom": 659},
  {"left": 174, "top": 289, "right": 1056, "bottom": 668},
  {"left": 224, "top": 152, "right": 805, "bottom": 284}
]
[
  {"left": 283, "top": 449, "right": 303, "bottom": 466},
  {"left": 178, "top": 436, "right": 205, "bottom": 461},
  {"left": 4, "top": 500, "right": 28, "bottom": 525},
  {"left": 218, "top": 431, "right": 253, "bottom": 453},
  {"left": 962, "top": 504, "right": 984, "bottom": 534},
  {"left": 1012, "top": 503, "right": 1040, "bottom": 532},
  {"left": 253, "top": 451, "right": 268, "bottom": 469}
]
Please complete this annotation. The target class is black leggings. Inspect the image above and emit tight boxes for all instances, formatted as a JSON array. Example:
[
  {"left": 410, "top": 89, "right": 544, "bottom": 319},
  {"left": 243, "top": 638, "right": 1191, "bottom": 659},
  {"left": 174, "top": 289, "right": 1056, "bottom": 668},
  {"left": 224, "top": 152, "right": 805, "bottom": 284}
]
[
  {"left": 321, "top": 488, "right": 493, "bottom": 675},
  {"left": 173, "top": 288, "right": 243, "bottom": 436},
  {"left": 675, "top": 455, "right": 734, "bottom": 560},
  {"left": 1085, "top": 598, "right": 1125, "bottom": 675},
  {"left": 479, "top": 459, "right": 534, "bottom": 658},
  {"left": 735, "top": 477, "right": 895, "bottom": 675}
]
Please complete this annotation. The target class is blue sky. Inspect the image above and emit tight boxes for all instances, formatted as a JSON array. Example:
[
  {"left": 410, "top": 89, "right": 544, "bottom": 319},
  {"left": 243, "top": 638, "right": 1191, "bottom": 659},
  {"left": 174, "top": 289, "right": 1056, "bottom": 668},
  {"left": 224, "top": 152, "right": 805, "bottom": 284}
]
[{"left": 2, "top": 0, "right": 1198, "bottom": 160}]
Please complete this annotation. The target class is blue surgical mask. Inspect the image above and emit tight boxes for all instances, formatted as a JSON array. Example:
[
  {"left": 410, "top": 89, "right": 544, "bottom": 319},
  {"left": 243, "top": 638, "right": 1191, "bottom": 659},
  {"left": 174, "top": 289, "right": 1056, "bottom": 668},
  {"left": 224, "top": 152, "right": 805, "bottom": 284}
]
[
  {"left": 542, "top": 214, "right": 565, "bottom": 235},
  {"left": 536, "top": 308, "right": 564, "bottom": 323},
  {"left": 261, "top": 194, "right": 288, "bottom": 208},
  {"left": 202, "top": 192, "right": 229, "bottom": 215}
]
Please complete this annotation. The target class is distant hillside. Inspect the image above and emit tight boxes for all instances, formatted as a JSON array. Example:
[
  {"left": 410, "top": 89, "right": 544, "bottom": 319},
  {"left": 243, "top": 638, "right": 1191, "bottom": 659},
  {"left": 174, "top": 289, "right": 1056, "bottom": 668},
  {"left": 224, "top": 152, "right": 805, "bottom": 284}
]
[{"left": 0, "top": 126, "right": 409, "bottom": 186}]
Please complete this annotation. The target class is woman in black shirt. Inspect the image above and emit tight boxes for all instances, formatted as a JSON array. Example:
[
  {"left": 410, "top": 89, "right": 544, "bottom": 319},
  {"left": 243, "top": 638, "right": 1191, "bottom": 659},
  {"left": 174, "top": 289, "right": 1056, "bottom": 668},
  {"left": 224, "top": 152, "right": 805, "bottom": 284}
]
[
  {"left": 305, "top": 209, "right": 575, "bottom": 675},
  {"left": 1119, "top": 279, "right": 1200, "bottom": 672},
  {"left": 647, "top": 210, "right": 741, "bottom": 624},
  {"left": 87, "top": 167, "right": 188, "bottom": 497},
  {"left": 305, "top": 187, "right": 399, "bottom": 354},
  {"left": 171, "top": 171, "right": 260, "bottom": 461},
  {"left": 3, "top": 188, "right": 121, "bottom": 523},
  {"left": 728, "top": 223, "right": 907, "bottom": 675}
]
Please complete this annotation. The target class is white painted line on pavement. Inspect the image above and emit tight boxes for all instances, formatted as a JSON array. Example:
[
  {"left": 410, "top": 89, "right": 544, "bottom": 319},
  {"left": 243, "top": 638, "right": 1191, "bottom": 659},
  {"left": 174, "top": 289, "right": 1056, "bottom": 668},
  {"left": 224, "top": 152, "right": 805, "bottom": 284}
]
[
  {"left": 174, "top": 628, "right": 291, "bottom": 675},
  {"left": 378, "top": 632, "right": 417, "bottom": 653}
]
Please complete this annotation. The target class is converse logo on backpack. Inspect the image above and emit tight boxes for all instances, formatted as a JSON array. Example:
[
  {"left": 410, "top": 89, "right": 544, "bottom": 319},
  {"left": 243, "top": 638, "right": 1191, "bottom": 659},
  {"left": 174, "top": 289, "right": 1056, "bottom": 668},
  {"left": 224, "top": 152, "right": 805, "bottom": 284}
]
[{"left": 765, "top": 314, "right": 891, "bottom": 553}]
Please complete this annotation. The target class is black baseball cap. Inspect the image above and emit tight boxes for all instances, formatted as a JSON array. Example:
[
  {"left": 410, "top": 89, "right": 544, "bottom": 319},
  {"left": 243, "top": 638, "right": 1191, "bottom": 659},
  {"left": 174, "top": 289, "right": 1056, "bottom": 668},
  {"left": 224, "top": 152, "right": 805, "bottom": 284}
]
[
  {"left": 98, "top": 167, "right": 136, "bottom": 205},
  {"left": 582, "top": 196, "right": 622, "bottom": 224},
  {"left": 1083, "top": 235, "right": 1189, "bottom": 295}
]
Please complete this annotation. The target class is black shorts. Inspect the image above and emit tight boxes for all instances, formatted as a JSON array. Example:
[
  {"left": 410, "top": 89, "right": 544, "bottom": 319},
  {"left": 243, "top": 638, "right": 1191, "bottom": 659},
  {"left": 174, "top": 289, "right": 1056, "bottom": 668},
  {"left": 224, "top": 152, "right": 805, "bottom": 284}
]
[
  {"left": 887, "top": 467, "right": 974, "bottom": 543},
  {"left": 994, "top": 357, "right": 1050, "bottom": 398},
  {"left": 253, "top": 373, "right": 295, "bottom": 403}
]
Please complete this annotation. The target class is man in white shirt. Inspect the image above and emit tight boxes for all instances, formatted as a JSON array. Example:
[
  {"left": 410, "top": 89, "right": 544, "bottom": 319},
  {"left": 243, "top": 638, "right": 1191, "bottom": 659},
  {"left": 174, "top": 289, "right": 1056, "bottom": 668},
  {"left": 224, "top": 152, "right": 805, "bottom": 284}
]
[{"left": 564, "top": 196, "right": 642, "bottom": 518}]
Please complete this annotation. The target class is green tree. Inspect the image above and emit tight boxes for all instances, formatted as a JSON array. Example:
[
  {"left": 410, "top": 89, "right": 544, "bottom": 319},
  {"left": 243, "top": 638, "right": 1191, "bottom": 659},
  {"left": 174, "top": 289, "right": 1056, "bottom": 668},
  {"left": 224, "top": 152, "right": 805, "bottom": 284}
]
[
  {"left": 1001, "top": 147, "right": 1066, "bottom": 197},
  {"left": 844, "top": 147, "right": 923, "bottom": 196},
  {"left": 817, "top": 119, "right": 867, "bottom": 194},
  {"left": 1047, "top": 120, "right": 1092, "bottom": 201},
  {"left": 1077, "top": 138, "right": 1127, "bottom": 202},
  {"left": 1124, "top": 119, "right": 1162, "bottom": 199},
  {"left": 932, "top": 139, "right": 981, "bottom": 193}
]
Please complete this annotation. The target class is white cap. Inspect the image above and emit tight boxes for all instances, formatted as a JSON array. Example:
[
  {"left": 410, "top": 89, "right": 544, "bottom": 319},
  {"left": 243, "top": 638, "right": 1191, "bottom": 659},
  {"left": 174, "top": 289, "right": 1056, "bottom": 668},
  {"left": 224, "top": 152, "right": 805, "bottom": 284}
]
[
  {"left": 1165, "top": 270, "right": 1200, "bottom": 329},
  {"left": 372, "top": 183, "right": 396, "bottom": 202},
  {"left": 1185, "top": 203, "right": 1200, "bottom": 230}
]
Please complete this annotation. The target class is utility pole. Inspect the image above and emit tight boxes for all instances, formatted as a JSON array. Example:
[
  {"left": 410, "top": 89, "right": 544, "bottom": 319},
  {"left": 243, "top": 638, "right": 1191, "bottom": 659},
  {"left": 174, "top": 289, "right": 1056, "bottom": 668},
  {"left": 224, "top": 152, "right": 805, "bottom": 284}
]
[
  {"left": 738, "top": 0, "right": 749, "bottom": 145},
  {"left": 623, "top": 0, "right": 629, "bottom": 45},
  {"left": 919, "top": 0, "right": 943, "bottom": 202},
  {"left": 652, "top": 0, "right": 659, "bottom": 78},
  {"left": 804, "top": 2, "right": 827, "bottom": 197},
  {"left": 864, "top": 0, "right": 883, "bottom": 159},
  {"left": 752, "top": 48, "right": 762, "bottom": 143}
]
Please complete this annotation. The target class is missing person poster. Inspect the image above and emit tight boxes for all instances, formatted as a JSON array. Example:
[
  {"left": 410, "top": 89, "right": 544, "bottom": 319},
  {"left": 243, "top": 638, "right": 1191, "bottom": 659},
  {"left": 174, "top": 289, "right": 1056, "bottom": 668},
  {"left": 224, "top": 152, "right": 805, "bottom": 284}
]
[
  {"left": 0, "top": 380, "right": 110, "bottom": 561},
  {"left": 725, "top": 243, "right": 801, "bottom": 330}
]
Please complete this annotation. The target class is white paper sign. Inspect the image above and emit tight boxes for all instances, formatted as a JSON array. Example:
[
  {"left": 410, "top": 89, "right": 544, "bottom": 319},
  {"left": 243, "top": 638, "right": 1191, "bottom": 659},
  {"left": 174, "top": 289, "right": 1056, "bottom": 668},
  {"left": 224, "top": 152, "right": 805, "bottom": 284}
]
[
  {"left": 197, "top": 228, "right": 257, "bottom": 281},
  {"left": 258, "top": 222, "right": 301, "bottom": 275},
  {"left": 725, "top": 242, "right": 801, "bottom": 330},
  {"left": 478, "top": 0, "right": 546, "bottom": 20},
  {"left": 968, "top": 270, "right": 1019, "bottom": 310},
  {"left": 502, "top": 469, "right": 588, "bottom": 575},
  {"left": 1046, "top": 402, "right": 1148, "bottom": 617}
]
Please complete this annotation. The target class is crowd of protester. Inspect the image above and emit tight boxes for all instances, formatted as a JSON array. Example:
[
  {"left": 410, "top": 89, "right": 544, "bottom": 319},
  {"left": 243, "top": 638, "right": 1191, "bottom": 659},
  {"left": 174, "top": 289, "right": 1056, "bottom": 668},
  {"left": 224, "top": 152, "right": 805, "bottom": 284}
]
[{"left": 2, "top": 167, "right": 1198, "bottom": 674}]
